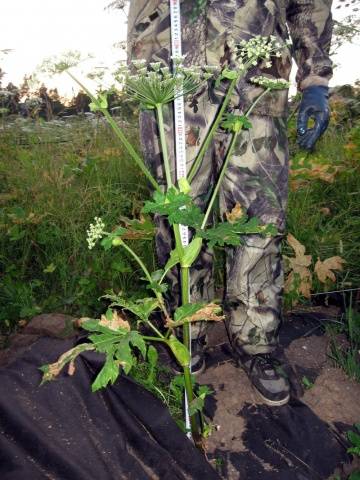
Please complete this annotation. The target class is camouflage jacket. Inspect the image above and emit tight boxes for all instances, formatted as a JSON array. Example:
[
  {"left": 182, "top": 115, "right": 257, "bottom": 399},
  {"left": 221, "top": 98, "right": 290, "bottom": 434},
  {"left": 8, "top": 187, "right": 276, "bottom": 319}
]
[{"left": 127, "top": 0, "right": 333, "bottom": 116}]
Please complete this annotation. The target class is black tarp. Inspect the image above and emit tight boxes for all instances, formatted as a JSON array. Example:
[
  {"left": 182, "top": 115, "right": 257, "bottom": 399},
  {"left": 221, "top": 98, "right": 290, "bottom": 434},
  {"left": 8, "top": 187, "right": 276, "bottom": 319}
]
[
  {"left": 0, "top": 337, "right": 220, "bottom": 480},
  {"left": 0, "top": 314, "right": 354, "bottom": 479}
]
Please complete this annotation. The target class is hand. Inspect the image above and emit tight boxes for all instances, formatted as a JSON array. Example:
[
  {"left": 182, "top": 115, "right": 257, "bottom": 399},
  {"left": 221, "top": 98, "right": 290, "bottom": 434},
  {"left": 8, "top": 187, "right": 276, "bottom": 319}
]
[{"left": 297, "top": 85, "right": 330, "bottom": 151}]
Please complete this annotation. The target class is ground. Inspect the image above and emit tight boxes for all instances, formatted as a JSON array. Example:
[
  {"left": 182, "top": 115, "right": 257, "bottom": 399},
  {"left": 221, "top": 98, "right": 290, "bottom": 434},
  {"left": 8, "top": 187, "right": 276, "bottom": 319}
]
[
  {"left": 199, "top": 312, "right": 360, "bottom": 479},
  {"left": 1, "top": 309, "right": 359, "bottom": 479}
]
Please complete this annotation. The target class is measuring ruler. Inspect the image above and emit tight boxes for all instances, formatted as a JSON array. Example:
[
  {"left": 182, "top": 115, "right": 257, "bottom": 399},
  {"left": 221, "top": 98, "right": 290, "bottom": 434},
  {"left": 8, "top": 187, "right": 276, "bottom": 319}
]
[{"left": 169, "top": 0, "right": 192, "bottom": 438}]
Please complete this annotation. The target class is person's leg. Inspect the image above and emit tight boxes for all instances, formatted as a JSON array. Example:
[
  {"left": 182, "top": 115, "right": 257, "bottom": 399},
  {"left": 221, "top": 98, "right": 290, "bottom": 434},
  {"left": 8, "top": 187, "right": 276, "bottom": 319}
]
[{"left": 220, "top": 114, "right": 291, "bottom": 404}]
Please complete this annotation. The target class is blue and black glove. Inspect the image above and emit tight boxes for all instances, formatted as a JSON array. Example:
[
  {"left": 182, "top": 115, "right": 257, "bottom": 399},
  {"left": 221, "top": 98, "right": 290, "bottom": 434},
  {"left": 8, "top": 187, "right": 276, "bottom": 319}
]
[{"left": 297, "top": 85, "right": 330, "bottom": 151}]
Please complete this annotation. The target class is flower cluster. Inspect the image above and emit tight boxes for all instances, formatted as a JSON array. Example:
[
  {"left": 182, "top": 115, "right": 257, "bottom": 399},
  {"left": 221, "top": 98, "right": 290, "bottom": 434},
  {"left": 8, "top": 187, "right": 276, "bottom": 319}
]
[
  {"left": 250, "top": 76, "right": 291, "bottom": 90},
  {"left": 115, "top": 59, "right": 215, "bottom": 109},
  {"left": 40, "top": 51, "right": 92, "bottom": 75},
  {"left": 87, "top": 217, "right": 106, "bottom": 250},
  {"left": 232, "top": 35, "right": 291, "bottom": 71}
]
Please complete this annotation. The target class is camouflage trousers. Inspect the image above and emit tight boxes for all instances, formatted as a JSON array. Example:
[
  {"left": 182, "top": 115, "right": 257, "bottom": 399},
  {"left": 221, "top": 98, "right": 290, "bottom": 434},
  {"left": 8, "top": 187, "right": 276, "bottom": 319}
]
[
  {"left": 140, "top": 108, "right": 289, "bottom": 355},
  {"left": 129, "top": 0, "right": 290, "bottom": 354}
]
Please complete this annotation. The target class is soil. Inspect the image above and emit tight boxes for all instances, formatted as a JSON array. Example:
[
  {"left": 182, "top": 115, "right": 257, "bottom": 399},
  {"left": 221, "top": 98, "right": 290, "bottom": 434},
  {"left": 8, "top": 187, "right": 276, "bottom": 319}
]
[{"left": 198, "top": 313, "right": 360, "bottom": 479}]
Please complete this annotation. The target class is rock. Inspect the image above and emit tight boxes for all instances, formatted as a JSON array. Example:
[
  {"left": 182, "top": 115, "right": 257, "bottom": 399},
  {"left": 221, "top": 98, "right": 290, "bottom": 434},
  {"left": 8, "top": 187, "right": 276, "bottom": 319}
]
[{"left": 23, "top": 313, "right": 78, "bottom": 339}]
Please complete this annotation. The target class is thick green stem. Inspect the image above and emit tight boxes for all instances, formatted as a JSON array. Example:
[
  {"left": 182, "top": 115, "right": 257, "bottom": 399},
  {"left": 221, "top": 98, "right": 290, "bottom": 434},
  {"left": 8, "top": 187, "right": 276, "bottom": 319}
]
[
  {"left": 200, "top": 131, "right": 239, "bottom": 230},
  {"left": 121, "top": 240, "right": 169, "bottom": 329},
  {"left": 181, "top": 267, "right": 191, "bottom": 349},
  {"left": 156, "top": 104, "right": 173, "bottom": 189},
  {"left": 188, "top": 76, "right": 238, "bottom": 184},
  {"left": 180, "top": 266, "right": 201, "bottom": 439},
  {"left": 66, "top": 71, "right": 160, "bottom": 192}
]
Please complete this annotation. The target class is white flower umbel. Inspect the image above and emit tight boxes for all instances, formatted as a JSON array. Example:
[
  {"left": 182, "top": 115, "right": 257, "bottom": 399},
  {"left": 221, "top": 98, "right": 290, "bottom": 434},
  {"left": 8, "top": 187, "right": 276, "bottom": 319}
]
[
  {"left": 117, "top": 60, "right": 214, "bottom": 109},
  {"left": 250, "top": 76, "right": 291, "bottom": 90},
  {"left": 234, "top": 36, "right": 288, "bottom": 71},
  {"left": 87, "top": 217, "right": 106, "bottom": 250}
]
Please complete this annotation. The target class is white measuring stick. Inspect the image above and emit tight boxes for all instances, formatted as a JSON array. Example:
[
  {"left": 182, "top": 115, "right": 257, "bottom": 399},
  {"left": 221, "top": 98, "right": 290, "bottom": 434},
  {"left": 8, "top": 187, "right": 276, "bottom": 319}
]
[{"left": 169, "top": 0, "right": 192, "bottom": 438}]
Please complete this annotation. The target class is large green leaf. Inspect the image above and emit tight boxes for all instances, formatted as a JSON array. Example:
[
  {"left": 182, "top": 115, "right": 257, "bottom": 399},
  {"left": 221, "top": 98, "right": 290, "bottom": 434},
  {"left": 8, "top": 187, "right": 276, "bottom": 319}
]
[
  {"left": 198, "top": 217, "right": 277, "bottom": 248},
  {"left": 115, "top": 340, "right": 134, "bottom": 374},
  {"left": 88, "top": 332, "right": 122, "bottom": 353},
  {"left": 92, "top": 354, "right": 120, "bottom": 392},
  {"left": 142, "top": 188, "right": 190, "bottom": 216},
  {"left": 168, "top": 205, "right": 205, "bottom": 229},
  {"left": 102, "top": 294, "right": 159, "bottom": 322},
  {"left": 128, "top": 331, "right": 146, "bottom": 358},
  {"left": 142, "top": 187, "right": 204, "bottom": 228},
  {"left": 221, "top": 113, "right": 252, "bottom": 133}
]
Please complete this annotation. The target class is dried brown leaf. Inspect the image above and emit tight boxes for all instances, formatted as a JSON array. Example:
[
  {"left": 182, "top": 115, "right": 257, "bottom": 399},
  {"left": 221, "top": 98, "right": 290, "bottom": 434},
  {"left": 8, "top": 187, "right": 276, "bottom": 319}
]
[
  {"left": 99, "top": 310, "right": 130, "bottom": 332},
  {"left": 314, "top": 256, "right": 345, "bottom": 283},
  {"left": 165, "top": 303, "right": 224, "bottom": 328},
  {"left": 225, "top": 203, "right": 244, "bottom": 224}
]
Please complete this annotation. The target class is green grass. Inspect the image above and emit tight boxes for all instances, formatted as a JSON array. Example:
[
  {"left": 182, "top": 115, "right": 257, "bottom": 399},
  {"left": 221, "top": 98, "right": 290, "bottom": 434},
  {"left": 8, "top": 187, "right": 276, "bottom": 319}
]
[
  {"left": 286, "top": 116, "right": 360, "bottom": 293},
  {"left": 0, "top": 116, "right": 155, "bottom": 333}
]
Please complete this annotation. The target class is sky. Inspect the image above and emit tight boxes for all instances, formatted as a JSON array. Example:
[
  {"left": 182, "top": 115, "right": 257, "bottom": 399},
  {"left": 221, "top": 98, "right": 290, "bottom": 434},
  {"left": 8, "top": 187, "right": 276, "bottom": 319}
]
[{"left": 0, "top": 0, "right": 358, "bottom": 98}]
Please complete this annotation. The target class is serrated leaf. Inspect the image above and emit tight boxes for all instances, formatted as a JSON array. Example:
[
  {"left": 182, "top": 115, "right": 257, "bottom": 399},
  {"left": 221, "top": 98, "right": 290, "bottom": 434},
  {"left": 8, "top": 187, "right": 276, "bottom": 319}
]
[
  {"left": 115, "top": 340, "right": 134, "bottom": 374},
  {"left": 102, "top": 294, "right": 159, "bottom": 322},
  {"left": 198, "top": 216, "right": 272, "bottom": 248},
  {"left": 128, "top": 331, "right": 146, "bottom": 358},
  {"left": 142, "top": 187, "right": 190, "bottom": 216},
  {"left": 88, "top": 332, "right": 120, "bottom": 352},
  {"left": 221, "top": 113, "right": 252, "bottom": 133},
  {"left": 146, "top": 281, "right": 168, "bottom": 293},
  {"left": 189, "top": 396, "right": 205, "bottom": 416},
  {"left": 168, "top": 204, "right": 205, "bottom": 228},
  {"left": 284, "top": 233, "right": 313, "bottom": 301},
  {"left": 92, "top": 354, "right": 120, "bottom": 392}
]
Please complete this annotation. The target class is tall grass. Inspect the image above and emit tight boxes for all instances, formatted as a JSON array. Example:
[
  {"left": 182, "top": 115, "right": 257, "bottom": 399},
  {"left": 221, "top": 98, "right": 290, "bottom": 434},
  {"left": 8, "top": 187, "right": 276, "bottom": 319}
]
[{"left": 0, "top": 116, "right": 155, "bottom": 333}]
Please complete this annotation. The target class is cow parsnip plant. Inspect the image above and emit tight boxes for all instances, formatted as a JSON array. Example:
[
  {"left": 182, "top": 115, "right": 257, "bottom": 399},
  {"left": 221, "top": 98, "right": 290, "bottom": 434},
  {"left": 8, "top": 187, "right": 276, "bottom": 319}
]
[{"left": 40, "top": 36, "right": 290, "bottom": 446}]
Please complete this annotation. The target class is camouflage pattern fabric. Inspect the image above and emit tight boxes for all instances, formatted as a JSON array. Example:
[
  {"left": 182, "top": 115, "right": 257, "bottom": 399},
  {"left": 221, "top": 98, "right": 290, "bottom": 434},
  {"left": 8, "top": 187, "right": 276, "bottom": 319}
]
[{"left": 127, "top": 0, "right": 332, "bottom": 354}]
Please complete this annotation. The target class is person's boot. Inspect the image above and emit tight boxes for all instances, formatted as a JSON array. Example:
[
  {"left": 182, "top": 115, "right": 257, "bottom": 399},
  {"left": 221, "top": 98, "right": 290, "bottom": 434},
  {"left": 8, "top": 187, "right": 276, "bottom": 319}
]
[{"left": 235, "top": 349, "right": 290, "bottom": 406}]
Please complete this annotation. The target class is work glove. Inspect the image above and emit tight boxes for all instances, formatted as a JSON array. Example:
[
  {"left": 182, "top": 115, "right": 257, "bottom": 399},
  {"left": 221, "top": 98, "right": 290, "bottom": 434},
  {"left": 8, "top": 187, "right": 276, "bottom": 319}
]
[{"left": 297, "top": 85, "right": 330, "bottom": 151}]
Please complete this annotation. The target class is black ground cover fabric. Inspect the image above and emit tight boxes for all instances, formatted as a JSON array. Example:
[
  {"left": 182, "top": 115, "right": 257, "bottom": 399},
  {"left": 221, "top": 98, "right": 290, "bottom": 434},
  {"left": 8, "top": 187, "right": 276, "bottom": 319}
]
[{"left": 0, "top": 337, "right": 220, "bottom": 480}]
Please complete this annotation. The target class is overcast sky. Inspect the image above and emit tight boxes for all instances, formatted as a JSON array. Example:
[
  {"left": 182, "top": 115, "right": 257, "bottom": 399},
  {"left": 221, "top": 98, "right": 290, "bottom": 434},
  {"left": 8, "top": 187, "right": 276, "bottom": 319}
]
[{"left": 0, "top": 0, "right": 358, "bottom": 97}]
